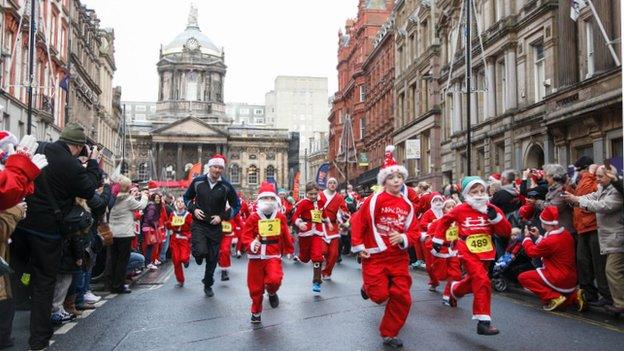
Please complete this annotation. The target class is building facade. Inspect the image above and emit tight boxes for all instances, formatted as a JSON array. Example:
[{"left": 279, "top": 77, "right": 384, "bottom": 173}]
[
  {"left": 126, "top": 6, "right": 291, "bottom": 197},
  {"left": 393, "top": 0, "right": 622, "bottom": 187},
  {"left": 225, "top": 102, "right": 267, "bottom": 126},
  {"left": 328, "top": 0, "right": 394, "bottom": 188}
]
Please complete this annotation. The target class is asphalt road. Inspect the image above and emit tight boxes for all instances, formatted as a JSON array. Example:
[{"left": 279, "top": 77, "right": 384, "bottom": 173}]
[{"left": 10, "top": 254, "right": 624, "bottom": 351}]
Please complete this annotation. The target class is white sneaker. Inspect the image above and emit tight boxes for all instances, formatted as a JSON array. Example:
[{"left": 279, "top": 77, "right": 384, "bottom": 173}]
[
  {"left": 154, "top": 259, "right": 162, "bottom": 266},
  {"left": 147, "top": 263, "right": 158, "bottom": 270},
  {"left": 84, "top": 291, "right": 101, "bottom": 304}
]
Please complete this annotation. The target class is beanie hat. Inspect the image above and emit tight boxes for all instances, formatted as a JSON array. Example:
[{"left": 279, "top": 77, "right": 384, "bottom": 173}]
[
  {"left": 574, "top": 155, "right": 593, "bottom": 171},
  {"left": 59, "top": 123, "right": 86, "bottom": 145},
  {"left": 539, "top": 206, "right": 559, "bottom": 225},
  {"left": 461, "top": 176, "right": 487, "bottom": 197},
  {"left": 257, "top": 181, "right": 279, "bottom": 201},
  {"left": 207, "top": 154, "right": 226, "bottom": 168},
  {"left": 519, "top": 204, "right": 534, "bottom": 221},
  {"left": 377, "top": 145, "right": 408, "bottom": 185}
]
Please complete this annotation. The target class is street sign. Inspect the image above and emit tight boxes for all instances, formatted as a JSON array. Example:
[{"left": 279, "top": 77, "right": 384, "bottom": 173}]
[
  {"left": 358, "top": 153, "right": 369, "bottom": 167},
  {"left": 406, "top": 139, "right": 421, "bottom": 159}
]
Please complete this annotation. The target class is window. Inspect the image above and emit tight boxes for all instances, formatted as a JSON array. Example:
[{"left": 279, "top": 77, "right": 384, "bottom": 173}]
[
  {"left": 248, "top": 165, "right": 258, "bottom": 185},
  {"left": 134, "top": 113, "right": 146, "bottom": 120},
  {"left": 534, "top": 43, "right": 546, "bottom": 101},
  {"left": 186, "top": 72, "right": 198, "bottom": 101},
  {"left": 575, "top": 145, "right": 593, "bottom": 161},
  {"left": 240, "top": 117, "right": 249, "bottom": 125},
  {"left": 230, "top": 164, "right": 241, "bottom": 184},
  {"left": 165, "top": 164, "right": 176, "bottom": 179},
  {"left": 359, "top": 86, "right": 366, "bottom": 102},
  {"left": 495, "top": 142, "right": 505, "bottom": 171},
  {"left": 135, "top": 105, "right": 147, "bottom": 112},
  {"left": 265, "top": 165, "right": 276, "bottom": 181},
  {"left": 497, "top": 60, "right": 506, "bottom": 114},
  {"left": 254, "top": 108, "right": 264, "bottom": 115},
  {"left": 585, "top": 20, "right": 595, "bottom": 78},
  {"left": 239, "top": 108, "right": 250, "bottom": 115},
  {"left": 254, "top": 117, "right": 264, "bottom": 124},
  {"left": 611, "top": 138, "right": 623, "bottom": 157},
  {"left": 359, "top": 118, "right": 366, "bottom": 140},
  {"left": 138, "top": 162, "right": 149, "bottom": 180}
]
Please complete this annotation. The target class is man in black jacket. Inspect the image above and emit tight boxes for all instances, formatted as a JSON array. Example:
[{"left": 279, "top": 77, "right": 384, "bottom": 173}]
[
  {"left": 183, "top": 155, "right": 240, "bottom": 297},
  {"left": 10, "top": 123, "right": 101, "bottom": 350}
]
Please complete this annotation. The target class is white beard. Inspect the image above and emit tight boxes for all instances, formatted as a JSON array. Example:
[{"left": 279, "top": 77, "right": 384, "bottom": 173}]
[
  {"left": 257, "top": 200, "right": 277, "bottom": 215},
  {"left": 465, "top": 195, "right": 489, "bottom": 214},
  {"left": 431, "top": 203, "right": 444, "bottom": 218}
]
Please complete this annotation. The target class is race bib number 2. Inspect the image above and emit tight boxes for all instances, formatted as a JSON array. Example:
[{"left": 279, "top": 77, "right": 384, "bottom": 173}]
[
  {"left": 259, "top": 219, "right": 281, "bottom": 237},
  {"left": 466, "top": 234, "right": 493, "bottom": 254},
  {"left": 221, "top": 221, "right": 233, "bottom": 233},
  {"left": 311, "top": 210, "right": 322, "bottom": 223},
  {"left": 171, "top": 216, "right": 185, "bottom": 226}
]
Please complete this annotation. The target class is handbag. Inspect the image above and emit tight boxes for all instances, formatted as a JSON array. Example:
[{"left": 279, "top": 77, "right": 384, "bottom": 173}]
[{"left": 98, "top": 222, "right": 114, "bottom": 246}]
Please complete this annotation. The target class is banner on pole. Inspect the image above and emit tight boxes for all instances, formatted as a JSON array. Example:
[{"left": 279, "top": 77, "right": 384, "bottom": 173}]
[
  {"left": 405, "top": 139, "right": 421, "bottom": 159},
  {"left": 315, "top": 163, "right": 330, "bottom": 189}
]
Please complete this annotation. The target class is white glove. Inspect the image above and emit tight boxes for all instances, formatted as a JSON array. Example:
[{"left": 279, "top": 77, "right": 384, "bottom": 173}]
[
  {"left": 31, "top": 153, "right": 48, "bottom": 170},
  {"left": 17, "top": 135, "right": 38, "bottom": 158},
  {"left": 297, "top": 223, "right": 308, "bottom": 231},
  {"left": 251, "top": 239, "right": 260, "bottom": 253}
]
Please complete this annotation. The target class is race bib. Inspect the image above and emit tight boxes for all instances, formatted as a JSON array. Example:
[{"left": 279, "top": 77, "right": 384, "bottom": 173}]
[
  {"left": 311, "top": 210, "right": 322, "bottom": 223},
  {"left": 259, "top": 219, "right": 281, "bottom": 237},
  {"left": 445, "top": 226, "right": 459, "bottom": 242},
  {"left": 171, "top": 215, "right": 185, "bottom": 227},
  {"left": 466, "top": 234, "right": 493, "bottom": 254},
  {"left": 221, "top": 221, "right": 233, "bottom": 233}
]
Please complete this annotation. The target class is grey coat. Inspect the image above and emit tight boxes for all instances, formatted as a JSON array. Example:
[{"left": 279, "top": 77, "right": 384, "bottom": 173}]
[
  {"left": 109, "top": 193, "right": 148, "bottom": 238},
  {"left": 579, "top": 184, "right": 624, "bottom": 255},
  {"left": 536, "top": 184, "right": 575, "bottom": 234}
]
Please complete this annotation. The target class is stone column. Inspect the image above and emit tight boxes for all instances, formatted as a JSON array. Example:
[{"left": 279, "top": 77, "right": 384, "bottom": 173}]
[
  {"left": 557, "top": 0, "right": 579, "bottom": 88},
  {"left": 157, "top": 143, "right": 164, "bottom": 179},
  {"left": 592, "top": 135, "right": 605, "bottom": 164},
  {"left": 452, "top": 82, "right": 461, "bottom": 133},
  {"left": 470, "top": 72, "right": 478, "bottom": 125},
  {"left": 197, "top": 144, "right": 203, "bottom": 164},
  {"left": 514, "top": 142, "right": 522, "bottom": 171},
  {"left": 176, "top": 144, "right": 183, "bottom": 180},
  {"left": 505, "top": 45, "right": 517, "bottom": 110},
  {"left": 543, "top": 133, "right": 555, "bottom": 164},
  {"left": 486, "top": 57, "right": 496, "bottom": 118}
]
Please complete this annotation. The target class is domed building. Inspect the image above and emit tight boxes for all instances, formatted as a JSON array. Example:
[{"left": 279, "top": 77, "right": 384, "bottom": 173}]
[{"left": 126, "top": 6, "right": 293, "bottom": 197}]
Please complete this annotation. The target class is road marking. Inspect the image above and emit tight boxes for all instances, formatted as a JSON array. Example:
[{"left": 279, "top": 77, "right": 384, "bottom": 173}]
[
  {"left": 54, "top": 322, "right": 77, "bottom": 335},
  {"left": 78, "top": 309, "right": 95, "bottom": 319},
  {"left": 94, "top": 300, "right": 108, "bottom": 308},
  {"left": 106, "top": 293, "right": 118, "bottom": 299}
]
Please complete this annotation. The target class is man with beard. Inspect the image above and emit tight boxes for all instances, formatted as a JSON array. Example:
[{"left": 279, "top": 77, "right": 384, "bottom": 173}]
[
  {"left": 183, "top": 154, "right": 240, "bottom": 297},
  {"left": 432, "top": 176, "right": 511, "bottom": 335},
  {"left": 241, "top": 182, "right": 294, "bottom": 324}
]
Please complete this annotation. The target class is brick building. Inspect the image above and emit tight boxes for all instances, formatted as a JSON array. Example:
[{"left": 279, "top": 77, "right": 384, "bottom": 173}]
[{"left": 328, "top": 0, "right": 394, "bottom": 188}]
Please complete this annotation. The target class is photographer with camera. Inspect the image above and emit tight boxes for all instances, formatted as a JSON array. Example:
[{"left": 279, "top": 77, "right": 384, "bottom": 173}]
[{"left": 10, "top": 123, "right": 101, "bottom": 350}]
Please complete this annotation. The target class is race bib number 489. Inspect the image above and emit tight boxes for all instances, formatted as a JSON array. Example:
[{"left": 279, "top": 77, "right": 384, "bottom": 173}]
[
  {"left": 466, "top": 234, "right": 493, "bottom": 254},
  {"left": 259, "top": 219, "right": 281, "bottom": 237}
]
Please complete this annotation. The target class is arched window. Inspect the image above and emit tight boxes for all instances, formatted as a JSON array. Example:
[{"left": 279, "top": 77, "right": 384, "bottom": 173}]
[
  {"left": 230, "top": 164, "right": 241, "bottom": 184},
  {"left": 138, "top": 162, "right": 149, "bottom": 181},
  {"left": 165, "top": 164, "right": 176, "bottom": 180},
  {"left": 248, "top": 165, "right": 258, "bottom": 185},
  {"left": 265, "top": 165, "right": 276, "bottom": 181}
]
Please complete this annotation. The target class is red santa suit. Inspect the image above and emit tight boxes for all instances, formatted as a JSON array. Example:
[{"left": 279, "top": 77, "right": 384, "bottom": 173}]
[
  {"left": 0, "top": 153, "right": 41, "bottom": 211},
  {"left": 433, "top": 198, "right": 511, "bottom": 321},
  {"left": 427, "top": 219, "right": 462, "bottom": 300},
  {"left": 518, "top": 207, "right": 579, "bottom": 307},
  {"left": 242, "top": 183, "right": 294, "bottom": 315},
  {"left": 291, "top": 197, "right": 326, "bottom": 264},
  {"left": 219, "top": 213, "right": 245, "bottom": 269},
  {"left": 351, "top": 189, "right": 420, "bottom": 338},
  {"left": 419, "top": 193, "right": 445, "bottom": 287},
  {"left": 165, "top": 210, "right": 192, "bottom": 284},
  {"left": 319, "top": 188, "right": 348, "bottom": 278}
]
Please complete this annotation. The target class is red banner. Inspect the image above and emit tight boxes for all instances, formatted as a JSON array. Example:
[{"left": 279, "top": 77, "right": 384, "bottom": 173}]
[
  {"left": 187, "top": 162, "right": 203, "bottom": 182},
  {"left": 292, "top": 171, "right": 301, "bottom": 201}
]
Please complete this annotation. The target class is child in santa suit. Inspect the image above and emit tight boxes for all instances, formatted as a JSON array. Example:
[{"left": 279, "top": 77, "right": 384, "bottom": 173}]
[
  {"left": 351, "top": 145, "right": 420, "bottom": 349},
  {"left": 432, "top": 176, "right": 511, "bottom": 335},
  {"left": 418, "top": 193, "right": 445, "bottom": 291},
  {"left": 518, "top": 206, "right": 586, "bottom": 311},
  {"left": 218, "top": 207, "right": 244, "bottom": 281},
  {"left": 428, "top": 198, "right": 462, "bottom": 305},
  {"left": 242, "top": 182, "right": 294, "bottom": 324},
  {"left": 319, "top": 177, "right": 348, "bottom": 280},
  {"left": 165, "top": 198, "right": 193, "bottom": 287},
  {"left": 291, "top": 181, "right": 327, "bottom": 294}
]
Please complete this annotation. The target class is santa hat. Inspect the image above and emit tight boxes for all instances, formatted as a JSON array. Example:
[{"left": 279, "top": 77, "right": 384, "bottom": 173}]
[
  {"left": 207, "top": 154, "right": 226, "bottom": 168},
  {"left": 430, "top": 192, "right": 444, "bottom": 204},
  {"left": 327, "top": 177, "right": 337, "bottom": 184},
  {"left": 257, "top": 181, "right": 279, "bottom": 202},
  {"left": 539, "top": 206, "right": 559, "bottom": 226},
  {"left": 0, "top": 131, "right": 18, "bottom": 162},
  {"left": 530, "top": 169, "right": 544, "bottom": 182},
  {"left": 377, "top": 145, "right": 408, "bottom": 185},
  {"left": 461, "top": 176, "right": 488, "bottom": 197},
  {"left": 519, "top": 204, "right": 535, "bottom": 221},
  {"left": 488, "top": 173, "right": 501, "bottom": 182},
  {"left": 147, "top": 180, "right": 160, "bottom": 194}
]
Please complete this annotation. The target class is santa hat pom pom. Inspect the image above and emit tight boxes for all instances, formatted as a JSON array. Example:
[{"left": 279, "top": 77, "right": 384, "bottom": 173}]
[{"left": 385, "top": 145, "right": 396, "bottom": 153}]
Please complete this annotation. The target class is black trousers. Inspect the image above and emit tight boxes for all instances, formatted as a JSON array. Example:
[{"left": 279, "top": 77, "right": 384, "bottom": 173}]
[
  {"left": 0, "top": 298, "right": 15, "bottom": 343},
  {"left": 9, "top": 228, "right": 62, "bottom": 349},
  {"left": 191, "top": 223, "right": 222, "bottom": 288},
  {"left": 110, "top": 237, "right": 133, "bottom": 291},
  {"left": 577, "top": 231, "right": 611, "bottom": 300}
]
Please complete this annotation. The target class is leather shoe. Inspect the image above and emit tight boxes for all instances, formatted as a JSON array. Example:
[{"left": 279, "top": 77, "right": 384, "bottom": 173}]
[{"left": 204, "top": 286, "right": 214, "bottom": 297}]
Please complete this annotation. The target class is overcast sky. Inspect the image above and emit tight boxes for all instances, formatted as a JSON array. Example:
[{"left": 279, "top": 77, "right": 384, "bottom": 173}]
[{"left": 82, "top": 0, "right": 359, "bottom": 104}]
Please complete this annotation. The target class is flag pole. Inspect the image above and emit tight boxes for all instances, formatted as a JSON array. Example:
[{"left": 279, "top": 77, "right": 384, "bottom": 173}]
[{"left": 586, "top": 0, "right": 620, "bottom": 66}]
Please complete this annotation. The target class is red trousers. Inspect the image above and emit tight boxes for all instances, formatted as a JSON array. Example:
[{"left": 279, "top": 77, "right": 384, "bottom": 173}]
[
  {"left": 414, "top": 239, "right": 426, "bottom": 261},
  {"left": 423, "top": 238, "right": 437, "bottom": 286},
  {"left": 219, "top": 235, "right": 234, "bottom": 268},
  {"left": 362, "top": 254, "right": 412, "bottom": 338},
  {"left": 298, "top": 235, "right": 324, "bottom": 263},
  {"left": 451, "top": 254, "right": 492, "bottom": 321},
  {"left": 322, "top": 238, "right": 340, "bottom": 277},
  {"left": 170, "top": 236, "right": 190, "bottom": 283},
  {"left": 438, "top": 256, "right": 462, "bottom": 298},
  {"left": 247, "top": 258, "right": 284, "bottom": 314},
  {"left": 518, "top": 270, "right": 578, "bottom": 307},
  {"left": 141, "top": 241, "right": 160, "bottom": 263}
]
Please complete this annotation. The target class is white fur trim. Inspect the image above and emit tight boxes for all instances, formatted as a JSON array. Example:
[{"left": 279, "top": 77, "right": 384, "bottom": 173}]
[
  {"left": 540, "top": 219, "right": 559, "bottom": 226},
  {"left": 472, "top": 314, "right": 491, "bottom": 321},
  {"left": 489, "top": 213, "right": 503, "bottom": 224},
  {"left": 536, "top": 268, "right": 576, "bottom": 294},
  {"left": 432, "top": 237, "right": 444, "bottom": 245},
  {"left": 257, "top": 192, "right": 279, "bottom": 201},
  {"left": 546, "top": 227, "right": 565, "bottom": 236},
  {"left": 385, "top": 145, "right": 396, "bottom": 153},
  {"left": 207, "top": 157, "right": 225, "bottom": 168},
  {"left": 377, "top": 164, "right": 409, "bottom": 185},
  {"left": 351, "top": 244, "right": 365, "bottom": 253},
  {"left": 450, "top": 281, "right": 459, "bottom": 299}
]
